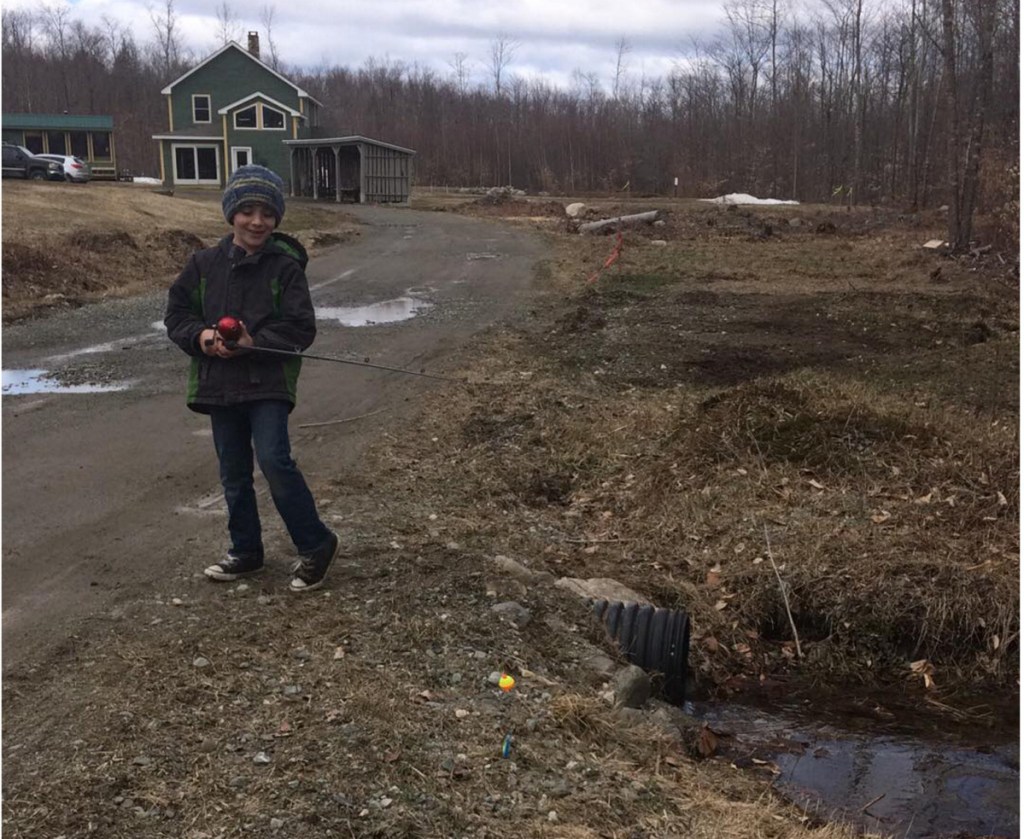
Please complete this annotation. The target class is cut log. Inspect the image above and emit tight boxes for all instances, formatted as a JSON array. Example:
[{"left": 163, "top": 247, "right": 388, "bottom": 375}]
[{"left": 578, "top": 210, "right": 660, "bottom": 235}]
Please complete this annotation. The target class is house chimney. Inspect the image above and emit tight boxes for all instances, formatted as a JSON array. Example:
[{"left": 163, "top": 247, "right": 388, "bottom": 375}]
[{"left": 247, "top": 31, "right": 260, "bottom": 58}]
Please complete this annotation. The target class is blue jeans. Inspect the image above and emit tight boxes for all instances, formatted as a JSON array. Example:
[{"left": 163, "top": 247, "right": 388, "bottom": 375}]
[{"left": 210, "top": 400, "right": 331, "bottom": 557}]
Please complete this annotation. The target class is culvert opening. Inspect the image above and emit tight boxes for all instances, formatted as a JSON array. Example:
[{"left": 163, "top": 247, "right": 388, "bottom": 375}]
[{"left": 592, "top": 599, "right": 691, "bottom": 703}]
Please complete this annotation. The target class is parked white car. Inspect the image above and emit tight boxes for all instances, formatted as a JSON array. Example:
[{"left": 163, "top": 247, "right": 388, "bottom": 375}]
[{"left": 36, "top": 153, "right": 91, "bottom": 183}]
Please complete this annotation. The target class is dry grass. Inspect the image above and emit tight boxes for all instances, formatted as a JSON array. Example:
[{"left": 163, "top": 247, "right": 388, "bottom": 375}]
[
  {"left": 375, "top": 199, "right": 1019, "bottom": 695},
  {"left": 2, "top": 190, "right": 1016, "bottom": 838},
  {"left": 1, "top": 181, "right": 360, "bottom": 322}
]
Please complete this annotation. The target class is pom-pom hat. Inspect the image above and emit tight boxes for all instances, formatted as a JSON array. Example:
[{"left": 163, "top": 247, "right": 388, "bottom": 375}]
[{"left": 222, "top": 164, "right": 286, "bottom": 224}]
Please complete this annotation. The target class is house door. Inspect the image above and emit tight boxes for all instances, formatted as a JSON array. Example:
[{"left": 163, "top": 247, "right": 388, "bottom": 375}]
[{"left": 231, "top": 146, "right": 253, "bottom": 172}]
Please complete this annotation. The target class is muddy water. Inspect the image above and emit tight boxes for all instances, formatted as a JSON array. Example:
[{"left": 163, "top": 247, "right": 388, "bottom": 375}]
[
  {"left": 315, "top": 297, "right": 431, "bottom": 326},
  {"left": 687, "top": 693, "right": 1018, "bottom": 838},
  {"left": 1, "top": 369, "right": 132, "bottom": 395},
  {"left": 2, "top": 302, "right": 434, "bottom": 398}
]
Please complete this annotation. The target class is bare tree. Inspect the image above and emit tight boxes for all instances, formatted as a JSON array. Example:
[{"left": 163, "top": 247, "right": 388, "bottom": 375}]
[
  {"left": 942, "top": 0, "right": 998, "bottom": 251},
  {"left": 612, "top": 36, "right": 632, "bottom": 99},
  {"left": 449, "top": 51, "right": 471, "bottom": 94},
  {"left": 260, "top": 5, "right": 281, "bottom": 70},
  {"left": 489, "top": 32, "right": 519, "bottom": 96},
  {"left": 214, "top": 1, "right": 243, "bottom": 47},
  {"left": 148, "top": 0, "right": 182, "bottom": 80},
  {"left": 40, "top": 3, "right": 73, "bottom": 110}
]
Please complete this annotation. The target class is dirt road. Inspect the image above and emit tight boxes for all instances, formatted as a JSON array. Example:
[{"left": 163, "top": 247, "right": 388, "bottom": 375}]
[{"left": 1, "top": 205, "right": 545, "bottom": 670}]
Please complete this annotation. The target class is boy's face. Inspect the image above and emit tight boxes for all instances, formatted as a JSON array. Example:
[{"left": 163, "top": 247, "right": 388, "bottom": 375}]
[{"left": 231, "top": 201, "right": 278, "bottom": 254}]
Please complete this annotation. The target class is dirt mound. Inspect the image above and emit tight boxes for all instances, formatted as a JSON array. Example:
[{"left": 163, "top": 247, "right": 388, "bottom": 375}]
[
  {"left": 68, "top": 229, "right": 138, "bottom": 252},
  {"left": 1, "top": 184, "right": 359, "bottom": 323},
  {"left": 142, "top": 229, "right": 205, "bottom": 261}
]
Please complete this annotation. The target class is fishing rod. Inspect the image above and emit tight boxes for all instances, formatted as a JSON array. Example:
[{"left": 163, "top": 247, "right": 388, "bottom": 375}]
[{"left": 206, "top": 316, "right": 462, "bottom": 384}]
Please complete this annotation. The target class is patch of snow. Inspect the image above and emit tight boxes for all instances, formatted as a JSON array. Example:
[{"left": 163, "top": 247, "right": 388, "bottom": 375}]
[
  {"left": 131, "top": 177, "right": 162, "bottom": 185},
  {"left": 701, "top": 193, "right": 800, "bottom": 205}
]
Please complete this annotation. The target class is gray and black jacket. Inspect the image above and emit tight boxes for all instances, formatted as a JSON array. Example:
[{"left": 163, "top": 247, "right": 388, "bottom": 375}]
[{"left": 165, "top": 232, "right": 315, "bottom": 413}]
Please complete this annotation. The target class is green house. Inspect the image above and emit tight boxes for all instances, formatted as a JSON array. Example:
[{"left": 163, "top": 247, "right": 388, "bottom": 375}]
[
  {"left": 153, "top": 33, "right": 322, "bottom": 188},
  {"left": 1, "top": 113, "right": 117, "bottom": 178},
  {"left": 154, "top": 32, "right": 415, "bottom": 202}
]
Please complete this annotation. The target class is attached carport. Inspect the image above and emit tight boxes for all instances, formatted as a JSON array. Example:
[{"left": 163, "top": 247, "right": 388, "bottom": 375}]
[{"left": 284, "top": 135, "right": 415, "bottom": 204}]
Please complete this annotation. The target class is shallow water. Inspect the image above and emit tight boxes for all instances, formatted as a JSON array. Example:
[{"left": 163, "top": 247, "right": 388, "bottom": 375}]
[
  {"left": 687, "top": 698, "right": 1019, "bottom": 838},
  {"left": 2, "top": 369, "right": 131, "bottom": 395},
  {"left": 315, "top": 297, "right": 431, "bottom": 326}
]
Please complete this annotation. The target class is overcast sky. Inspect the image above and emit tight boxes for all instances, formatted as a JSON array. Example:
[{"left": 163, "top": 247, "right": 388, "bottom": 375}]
[{"left": 17, "top": 0, "right": 734, "bottom": 91}]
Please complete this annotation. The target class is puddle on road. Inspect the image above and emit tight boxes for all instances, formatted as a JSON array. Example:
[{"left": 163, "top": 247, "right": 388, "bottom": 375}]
[
  {"left": 687, "top": 700, "right": 1019, "bottom": 839},
  {"left": 2, "top": 369, "right": 131, "bottom": 395},
  {"left": 316, "top": 297, "right": 431, "bottom": 327}
]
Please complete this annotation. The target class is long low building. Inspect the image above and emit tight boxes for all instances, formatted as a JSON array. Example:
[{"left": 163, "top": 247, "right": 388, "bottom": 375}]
[
  {"left": 284, "top": 135, "right": 415, "bottom": 205},
  {"left": 1, "top": 113, "right": 118, "bottom": 179}
]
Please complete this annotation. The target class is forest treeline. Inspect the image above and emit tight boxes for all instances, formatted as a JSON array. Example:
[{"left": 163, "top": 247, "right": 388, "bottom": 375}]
[{"left": 2, "top": 0, "right": 1017, "bottom": 249}]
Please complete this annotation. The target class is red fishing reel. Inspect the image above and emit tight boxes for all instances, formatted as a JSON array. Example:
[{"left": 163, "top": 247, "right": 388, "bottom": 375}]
[{"left": 216, "top": 316, "right": 243, "bottom": 342}]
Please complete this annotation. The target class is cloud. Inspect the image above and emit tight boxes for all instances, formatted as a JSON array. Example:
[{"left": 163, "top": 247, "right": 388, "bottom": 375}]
[{"left": 25, "top": 0, "right": 726, "bottom": 90}]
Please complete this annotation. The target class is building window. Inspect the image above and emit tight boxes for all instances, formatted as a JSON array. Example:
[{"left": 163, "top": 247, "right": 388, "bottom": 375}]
[
  {"left": 193, "top": 94, "right": 212, "bottom": 123},
  {"left": 70, "top": 131, "right": 89, "bottom": 158},
  {"left": 233, "top": 103, "right": 287, "bottom": 130},
  {"left": 231, "top": 146, "right": 252, "bottom": 171},
  {"left": 235, "top": 106, "right": 258, "bottom": 129},
  {"left": 173, "top": 144, "right": 220, "bottom": 184},
  {"left": 23, "top": 132, "right": 43, "bottom": 153},
  {"left": 47, "top": 131, "right": 67, "bottom": 155},
  {"left": 262, "top": 105, "right": 285, "bottom": 129},
  {"left": 92, "top": 132, "right": 111, "bottom": 159}
]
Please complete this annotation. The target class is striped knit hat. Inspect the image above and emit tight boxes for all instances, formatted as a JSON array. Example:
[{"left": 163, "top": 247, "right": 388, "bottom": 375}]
[{"left": 222, "top": 164, "right": 286, "bottom": 224}]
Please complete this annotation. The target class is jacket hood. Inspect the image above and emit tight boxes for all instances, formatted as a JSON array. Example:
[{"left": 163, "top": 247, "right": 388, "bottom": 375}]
[
  {"left": 267, "top": 232, "right": 309, "bottom": 269},
  {"left": 217, "top": 231, "right": 309, "bottom": 269}
]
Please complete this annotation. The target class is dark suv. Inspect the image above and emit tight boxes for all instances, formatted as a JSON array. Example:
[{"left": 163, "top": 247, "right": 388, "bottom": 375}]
[{"left": 2, "top": 143, "right": 62, "bottom": 180}]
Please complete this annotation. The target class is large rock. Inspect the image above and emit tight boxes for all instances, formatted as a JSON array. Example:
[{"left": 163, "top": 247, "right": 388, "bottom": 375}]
[
  {"left": 565, "top": 202, "right": 586, "bottom": 218},
  {"left": 611, "top": 664, "right": 651, "bottom": 708},
  {"left": 555, "top": 577, "right": 649, "bottom": 605}
]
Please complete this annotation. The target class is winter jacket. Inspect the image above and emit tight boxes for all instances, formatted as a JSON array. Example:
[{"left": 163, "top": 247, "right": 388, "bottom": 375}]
[{"left": 165, "top": 232, "right": 315, "bottom": 413}]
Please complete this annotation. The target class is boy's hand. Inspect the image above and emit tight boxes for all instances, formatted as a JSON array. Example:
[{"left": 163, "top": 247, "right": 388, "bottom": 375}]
[
  {"left": 200, "top": 322, "right": 254, "bottom": 358},
  {"left": 200, "top": 328, "right": 220, "bottom": 356},
  {"left": 211, "top": 320, "right": 254, "bottom": 358}
]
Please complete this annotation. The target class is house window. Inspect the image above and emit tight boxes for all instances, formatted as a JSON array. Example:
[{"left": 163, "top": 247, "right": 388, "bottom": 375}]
[
  {"left": 231, "top": 146, "right": 252, "bottom": 172},
  {"left": 262, "top": 105, "right": 285, "bottom": 129},
  {"left": 233, "top": 103, "right": 287, "bottom": 130},
  {"left": 92, "top": 132, "right": 111, "bottom": 159},
  {"left": 173, "top": 144, "right": 220, "bottom": 184},
  {"left": 193, "top": 94, "right": 212, "bottom": 123},
  {"left": 235, "top": 106, "right": 258, "bottom": 128},
  {"left": 47, "top": 131, "right": 67, "bottom": 155}
]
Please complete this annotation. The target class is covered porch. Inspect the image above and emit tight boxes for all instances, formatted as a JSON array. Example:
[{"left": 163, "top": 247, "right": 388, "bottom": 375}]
[{"left": 284, "top": 135, "right": 415, "bottom": 205}]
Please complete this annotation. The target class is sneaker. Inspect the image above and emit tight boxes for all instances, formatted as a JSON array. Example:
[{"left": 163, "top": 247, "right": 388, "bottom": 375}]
[
  {"left": 204, "top": 550, "right": 264, "bottom": 581},
  {"left": 289, "top": 531, "right": 340, "bottom": 593}
]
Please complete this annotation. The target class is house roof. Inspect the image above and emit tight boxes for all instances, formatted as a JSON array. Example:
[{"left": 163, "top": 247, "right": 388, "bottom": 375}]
[
  {"left": 160, "top": 42, "right": 323, "bottom": 107},
  {"left": 2, "top": 113, "right": 114, "bottom": 131},
  {"left": 283, "top": 135, "right": 417, "bottom": 156},
  {"left": 151, "top": 130, "right": 225, "bottom": 141},
  {"left": 217, "top": 92, "right": 304, "bottom": 118}
]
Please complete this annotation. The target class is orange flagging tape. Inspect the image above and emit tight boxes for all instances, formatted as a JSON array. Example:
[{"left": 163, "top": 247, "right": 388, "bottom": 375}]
[{"left": 586, "top": 231, "right": 624, "bottom": 283}]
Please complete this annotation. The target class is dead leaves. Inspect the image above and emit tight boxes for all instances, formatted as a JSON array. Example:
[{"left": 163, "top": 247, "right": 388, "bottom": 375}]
[{"left": 909, "top": 659, "right": 937, "bottom": 690}]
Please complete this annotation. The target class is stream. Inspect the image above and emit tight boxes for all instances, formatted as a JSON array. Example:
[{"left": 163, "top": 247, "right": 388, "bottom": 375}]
[{"left": 687, "top": 689, "right": 1018, "bottom": 838}]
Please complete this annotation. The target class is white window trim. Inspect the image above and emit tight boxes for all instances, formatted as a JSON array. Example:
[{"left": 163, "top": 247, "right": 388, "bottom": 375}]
[
  {"left": 192, "top": 93, "right": 212, "bottom": 124},
  {"left": 230, "top": 146, "right": 253, "bottom": 172},
  {"left": 232, "top": 102, "right": 288, "bottom": 131},
  {"left": 233, "top": 105, "right": 259, "bottom": 131},
  {"left": 171, "top": 143, "right": 221, "bottom": 185},
  {"left": 261, "top": 104, "right": 286, "bottom": 131}
]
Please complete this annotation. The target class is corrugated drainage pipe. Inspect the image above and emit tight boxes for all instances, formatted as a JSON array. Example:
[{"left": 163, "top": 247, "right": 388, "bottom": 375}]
[{"left": 593, "top": 600, "right": 691, "bottom": 702}]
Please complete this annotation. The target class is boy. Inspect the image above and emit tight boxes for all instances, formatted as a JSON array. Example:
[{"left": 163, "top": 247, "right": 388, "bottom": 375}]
[{"left": 165, "top": 164, "right": 339, "bottom": 592}]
